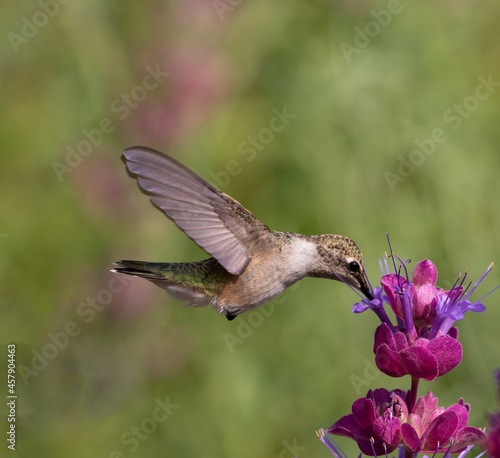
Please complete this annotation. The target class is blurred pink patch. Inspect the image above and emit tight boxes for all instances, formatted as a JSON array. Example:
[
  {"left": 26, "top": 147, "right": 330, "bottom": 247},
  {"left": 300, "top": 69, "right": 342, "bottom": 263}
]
[
  {"left": 130, "top": 48, "right": 232, "bottom": 145},
  {"left": 105, "top": 271, "right": 163, "bottom": 323},
  {"left": 71, "top": 151, "right": 131, "bottom": 221}
]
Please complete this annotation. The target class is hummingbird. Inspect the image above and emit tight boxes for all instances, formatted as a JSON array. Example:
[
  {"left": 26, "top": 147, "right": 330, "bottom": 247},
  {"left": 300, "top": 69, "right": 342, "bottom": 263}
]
[{"left": 112, "top": 146, "right": 373, "bottom": 320}]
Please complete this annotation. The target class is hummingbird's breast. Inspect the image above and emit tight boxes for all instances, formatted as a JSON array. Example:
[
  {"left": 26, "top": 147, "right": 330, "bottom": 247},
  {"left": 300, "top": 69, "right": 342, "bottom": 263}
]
[{"left": 213, "top": 234, "right": 318, "bottom": 315}]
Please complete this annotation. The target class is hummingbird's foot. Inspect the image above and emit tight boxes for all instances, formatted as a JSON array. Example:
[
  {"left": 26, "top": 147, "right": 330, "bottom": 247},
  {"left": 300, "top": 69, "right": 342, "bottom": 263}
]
[{"left": 225, "top": 312, "right": 237, "bottom": 321}]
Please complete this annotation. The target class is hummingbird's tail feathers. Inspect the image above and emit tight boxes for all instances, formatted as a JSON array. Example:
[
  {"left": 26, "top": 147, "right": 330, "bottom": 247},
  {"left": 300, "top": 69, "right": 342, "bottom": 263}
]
[
  {"left": 111, "top": 260, "right": 211, "bottom": 307},
  {"left": 112, "top": 260, "right": 161, "bottom": 280}
]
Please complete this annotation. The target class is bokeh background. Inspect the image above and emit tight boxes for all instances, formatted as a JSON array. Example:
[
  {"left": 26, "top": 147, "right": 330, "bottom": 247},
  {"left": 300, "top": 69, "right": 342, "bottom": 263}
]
[{"left": 1, "top": 1, "right": 500, "bottom": 457}]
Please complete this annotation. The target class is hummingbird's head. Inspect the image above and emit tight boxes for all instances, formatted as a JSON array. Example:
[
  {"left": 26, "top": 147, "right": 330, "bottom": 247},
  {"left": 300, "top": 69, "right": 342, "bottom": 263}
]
[{"left": 312, "top": 235, "right": 373, "bottom": 300}]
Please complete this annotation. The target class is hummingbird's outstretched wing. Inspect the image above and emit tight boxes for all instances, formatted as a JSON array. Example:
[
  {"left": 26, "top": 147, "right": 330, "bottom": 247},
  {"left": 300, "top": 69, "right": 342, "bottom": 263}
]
[{"left": 122, "top": 146, "right": 271, "bottom": 276}]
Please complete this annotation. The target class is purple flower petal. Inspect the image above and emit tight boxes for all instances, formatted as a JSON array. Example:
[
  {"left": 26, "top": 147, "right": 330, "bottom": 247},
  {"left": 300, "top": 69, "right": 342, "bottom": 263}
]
[
  {"left": 374, "top": 323, "right": 395, "bottom": 352},
  {"left": 412, "top": 260, "right": 437, "bottom": 287},
  {"left": 413, "top": 284, "right": 436, "bottom": 321},
  {"left": 327, "top": 414, "right": 362, "bottom": 439},
  {"left": 451, "top": 300, "right": 487, "bottom": 319},
  {"left": 421, "top": 410, "right": 458, "bottom": 451},
  {"left": 381, "top": 274, "right": 407, "bottom": 318},
  {"left": 401, "top": 422, "right": 421, "bottom": 451},
  {"left": 407, "top": 412, "right": 425, "bottom": 437},
  {"left": 450, "top": 427, "right": 488, "bottom": 453},
  {"left": 373, "top": 415, "right": 401, "bottom": 447},
  {"left": 352, "top": 397, "right": 377, "bottom": 427},
  {"left": 328, "top": 413, "right": 393, "bottom": 457},
  {"left": 426, "top": 335, "right": 462, "bottom": 376},
  {"left": 399, "top": 344, "right": 438, "bottom": 381},
  {"left": 413, "top": 392, "right": 440, "bottom": 421},
  {"left": 448, "top": 327, "right": 459, "bottom": 339},
  {"left": 375, "top": 344, "right": 406, "bottom": 377},
  {"left": 439, "top": 286, "right": 463, "bottom": 303},
  {"left": 445, "top": 403, "right": 469, "bottom": 432},
  {"left": 486, "top": 407, "right": 500, "bottom": 457},
  {"left": 370, "top": 388, "right": 391, "bottom": 407},
  {"left": 424, "top": 409, "right": 445, "bottom": 426},
  {"left": 352, "top": 301, "right": 369, "bottom": 313},
  {"left": 429, "top": 265, "right": 492, "bottom": 338},
  {"left": 457, "top": 397, "right": 471, "bottom": 413},
  {"left": 393, "top": 332, "right": 409, "bottom": 352}
]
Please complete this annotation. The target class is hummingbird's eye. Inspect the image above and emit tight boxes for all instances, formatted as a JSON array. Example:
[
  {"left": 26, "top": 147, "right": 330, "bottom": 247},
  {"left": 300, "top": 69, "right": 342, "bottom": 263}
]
[{"left": 348, "top": 261, "right": 360, "bottom": 273}]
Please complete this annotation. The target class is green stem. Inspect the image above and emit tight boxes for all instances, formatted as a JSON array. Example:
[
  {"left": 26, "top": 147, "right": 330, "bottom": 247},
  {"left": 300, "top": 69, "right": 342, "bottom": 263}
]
[
  {"left": 407, "top": 376, "right": 419, "bottom": 413},
  {"left": 401, "top": 378, "right": 420, "bottom": 458},
  {"left": 407, "top": 377, "right": 420, "bottom": 415}
]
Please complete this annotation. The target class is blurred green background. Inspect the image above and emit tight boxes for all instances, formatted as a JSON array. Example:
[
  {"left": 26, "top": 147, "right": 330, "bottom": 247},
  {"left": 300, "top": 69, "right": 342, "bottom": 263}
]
[{"left": 1, "top": 0, "right": 500, "bottom": 457}]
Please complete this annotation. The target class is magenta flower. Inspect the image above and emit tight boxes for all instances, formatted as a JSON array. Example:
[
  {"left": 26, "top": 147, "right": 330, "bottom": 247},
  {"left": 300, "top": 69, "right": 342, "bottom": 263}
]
[
  {"left": 428, "top": 263, "right": 492, "bottom": 340},
  {"left": 327, "top": 389, "right": 487, "bottom": 456},
  {"left": 402, "top": 392, "right": 487, "bottom": 454},
  {"left": 325, "top": 241, "right": 497, "bottom": 458},
  {"left": 486, "top": 415, "right": 500, "bottom": 458},
  {"left": 486, "top": 369, "right": 500, "bottom": 458},
  {"left": 353, "top": 256, "right": 493, "bottom": 381},
  {"left": 327, "top": 388, "right": 406, "bottom": 456},
  {"left": 354, "top": 258, "right": 490, "bottom": 340},
  {"left": 377, "top": 259, "right": 487, "bottom": 338},
  {"left": 380, "top": 260, "right": 450, "bottom": 328},
  {"left": 373, "top": 322, "right": 462, "bottom": 380}
]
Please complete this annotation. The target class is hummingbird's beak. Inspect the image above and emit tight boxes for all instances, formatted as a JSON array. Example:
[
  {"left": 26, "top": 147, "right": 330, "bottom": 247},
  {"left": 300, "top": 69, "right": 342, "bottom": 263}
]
[
  {"left": 359, "top": 267, "right": 373, "bottom": 300},
  {"left": 358, "top": 276, "right": 373, "bottom": 300},
  {"left": 361, "top": 286, "right": 374, "bottom": 301}
]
